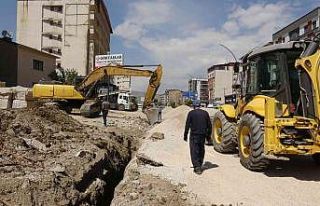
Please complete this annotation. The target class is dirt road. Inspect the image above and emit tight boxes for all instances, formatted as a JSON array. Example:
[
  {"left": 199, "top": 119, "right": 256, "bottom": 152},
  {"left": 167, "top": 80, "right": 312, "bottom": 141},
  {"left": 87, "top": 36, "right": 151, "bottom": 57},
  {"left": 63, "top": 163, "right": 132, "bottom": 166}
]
[{"left": 113, "top": 106, "right": 320, "bottom": 206}]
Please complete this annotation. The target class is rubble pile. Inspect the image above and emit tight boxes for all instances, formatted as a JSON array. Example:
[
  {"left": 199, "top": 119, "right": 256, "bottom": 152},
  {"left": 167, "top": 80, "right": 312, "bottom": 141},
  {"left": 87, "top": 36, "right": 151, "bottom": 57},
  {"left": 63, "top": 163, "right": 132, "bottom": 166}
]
[
  {"left": 0, "top": 106, "right": 139, "bottom": 206},
  {"left": 111, "top": 106, "right": 195, "bottom": 206}
]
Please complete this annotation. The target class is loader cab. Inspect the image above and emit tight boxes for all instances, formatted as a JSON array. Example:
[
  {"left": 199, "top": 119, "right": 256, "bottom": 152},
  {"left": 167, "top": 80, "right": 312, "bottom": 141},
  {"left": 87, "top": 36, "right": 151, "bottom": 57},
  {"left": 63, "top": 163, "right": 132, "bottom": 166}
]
[{"left": 244, "top": 42, "right": 307, "bottom": 116}]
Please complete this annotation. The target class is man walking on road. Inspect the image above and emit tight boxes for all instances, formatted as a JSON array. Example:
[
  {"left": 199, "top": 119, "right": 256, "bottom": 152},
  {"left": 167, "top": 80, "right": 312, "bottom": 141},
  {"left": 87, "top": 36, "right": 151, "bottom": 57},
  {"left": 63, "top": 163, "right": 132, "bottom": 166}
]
[
  {"left": 102, "top": 98, "right": 110, "bottom": 127},
  {"left": 184, "top": 103, "right": 212, "bottom": 174}
]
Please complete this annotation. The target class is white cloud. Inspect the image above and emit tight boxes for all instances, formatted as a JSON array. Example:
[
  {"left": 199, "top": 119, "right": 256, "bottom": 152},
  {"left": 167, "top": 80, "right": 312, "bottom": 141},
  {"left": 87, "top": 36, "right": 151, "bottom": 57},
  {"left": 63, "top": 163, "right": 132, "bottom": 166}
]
[
  {"left": 114, "top": 1, "right": 294, "bottom": 91},
  {"left": 229, "top": 3, "right": 290, "bottom": 29},
  {"left": 114, "top": 1, "right": 172, "bottom": 41}
]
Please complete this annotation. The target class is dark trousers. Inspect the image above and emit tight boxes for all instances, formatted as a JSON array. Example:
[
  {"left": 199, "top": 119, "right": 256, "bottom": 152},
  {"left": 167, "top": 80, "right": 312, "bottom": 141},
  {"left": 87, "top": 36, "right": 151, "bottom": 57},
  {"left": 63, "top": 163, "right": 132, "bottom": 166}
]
[
  {"left": 189, "top": 135, "right": 205, "bottom": 168},
  {"left": 102, "top": 110, "right": 109, "bottom": 125}
]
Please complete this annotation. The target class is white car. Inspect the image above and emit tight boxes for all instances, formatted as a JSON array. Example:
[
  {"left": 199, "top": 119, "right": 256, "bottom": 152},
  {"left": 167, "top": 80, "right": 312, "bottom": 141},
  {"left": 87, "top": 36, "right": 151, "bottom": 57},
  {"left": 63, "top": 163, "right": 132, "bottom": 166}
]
[{"left": 207, "top": 103, "right": 214, "bottom": 108}]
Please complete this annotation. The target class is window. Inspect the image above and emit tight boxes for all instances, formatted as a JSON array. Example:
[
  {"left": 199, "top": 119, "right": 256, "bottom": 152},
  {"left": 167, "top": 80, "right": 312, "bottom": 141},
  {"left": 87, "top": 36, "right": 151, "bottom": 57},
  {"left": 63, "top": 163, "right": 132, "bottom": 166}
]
[
  {"left": 289, "top": 28, "right": 300, "bottom": 41},
  {"left": 33, "top": 60, "right": 44, "bottom": 71},
  {"left": 247, "top": 60, "right": 258, "bottom": 94},
  {"left": 50, "top": 6, "right": 63, "bottom": 13},
  {"left": 313, "top": 21, "right": 317, "bottom": 30},
  {"left": 247, "top": 54, "right": 281, "bottom": 94},
  {"left": 304, "top": 25, "right": 309, "bottom": 34},
  {"left": 260, "top": 55, "right": 280, "bottom": 91}
]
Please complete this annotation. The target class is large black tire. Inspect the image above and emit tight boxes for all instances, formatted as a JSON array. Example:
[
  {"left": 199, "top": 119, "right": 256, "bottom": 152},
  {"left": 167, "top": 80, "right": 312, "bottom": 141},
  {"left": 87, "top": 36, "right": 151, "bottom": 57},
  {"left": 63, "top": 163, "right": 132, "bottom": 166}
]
[
  {"left": 211, "top": 111, "right": 237, "bottom": 153},
  {"left": 118, "top": 104, "right": 125, "bottom": 111},
  {"left": 312, "top": 153, "right": 320, "bottom": 165},
  {"left": 238, "top": 113, "right": 269, "bottom": 171}
]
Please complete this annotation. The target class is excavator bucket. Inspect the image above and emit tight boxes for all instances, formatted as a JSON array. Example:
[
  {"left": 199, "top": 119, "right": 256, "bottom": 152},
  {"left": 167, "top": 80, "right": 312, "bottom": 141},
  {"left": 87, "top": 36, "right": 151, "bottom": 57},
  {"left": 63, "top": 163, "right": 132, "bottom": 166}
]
[{"left": 144, "top": 107, "right": 162, "bottom": 125}]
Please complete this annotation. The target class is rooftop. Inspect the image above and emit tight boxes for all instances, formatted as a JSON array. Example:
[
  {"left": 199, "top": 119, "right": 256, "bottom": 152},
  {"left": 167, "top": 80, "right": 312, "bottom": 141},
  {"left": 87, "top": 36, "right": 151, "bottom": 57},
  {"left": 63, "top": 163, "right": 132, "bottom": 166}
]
[
  {"left": 207, "top": 62, "right": 235, "bottom": 73},
  {"left": 273, "top": 7, "right": 320, "bottom": 37},
  {"left": 0, "top": 38, "right": 57, "bottom": 59}
]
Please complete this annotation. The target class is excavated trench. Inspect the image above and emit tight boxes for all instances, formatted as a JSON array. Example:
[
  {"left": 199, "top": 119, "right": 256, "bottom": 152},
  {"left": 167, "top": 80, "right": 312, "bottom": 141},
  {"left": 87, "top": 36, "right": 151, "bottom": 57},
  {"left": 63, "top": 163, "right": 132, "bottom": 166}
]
[
  {"left": 0, "top": 106, "right": 143, "bottom": 206},
  {"left": 75, "top": 139, "right": 134, "bottom": 206}
]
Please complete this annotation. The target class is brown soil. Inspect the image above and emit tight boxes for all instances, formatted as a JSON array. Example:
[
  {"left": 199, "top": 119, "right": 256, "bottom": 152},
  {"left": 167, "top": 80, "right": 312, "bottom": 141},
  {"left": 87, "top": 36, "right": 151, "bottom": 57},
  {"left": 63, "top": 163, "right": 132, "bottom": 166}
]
[
  {"left": 0, "top": 105, "right": 142, "bottom": 206},
  {"left": 112, "top": 162, "right": 193, "bottom": 206}
]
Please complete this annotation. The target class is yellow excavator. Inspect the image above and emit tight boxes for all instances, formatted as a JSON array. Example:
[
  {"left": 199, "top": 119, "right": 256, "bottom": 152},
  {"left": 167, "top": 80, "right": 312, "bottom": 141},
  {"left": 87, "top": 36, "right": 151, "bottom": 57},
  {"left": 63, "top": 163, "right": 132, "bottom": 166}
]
[
  {"left": 212, "top": 38, "right": 320, "bottom": 171},
  {"left": 29, "top": 65, "right": 163, "bottom": 125}
]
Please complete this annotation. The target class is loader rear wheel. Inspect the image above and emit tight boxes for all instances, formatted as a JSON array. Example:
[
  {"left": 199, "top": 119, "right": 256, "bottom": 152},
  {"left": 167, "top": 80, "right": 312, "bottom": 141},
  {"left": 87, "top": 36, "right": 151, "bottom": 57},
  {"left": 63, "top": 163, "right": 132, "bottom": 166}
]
[
  {"left": 238, "top": 113, "right": 269, "bottom": 171},
  {"left": 211, "top": 111, "right": 237, "bottom": 153},
  {"left": 312, "top": 153, "right": 320, "bottom": 165}
]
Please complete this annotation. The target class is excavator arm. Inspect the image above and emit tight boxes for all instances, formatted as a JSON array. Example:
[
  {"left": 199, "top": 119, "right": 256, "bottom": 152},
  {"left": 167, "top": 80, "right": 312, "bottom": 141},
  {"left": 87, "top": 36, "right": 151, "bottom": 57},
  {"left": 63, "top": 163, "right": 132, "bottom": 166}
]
[
  {"left": 142, "top": 65, "right": 163, "bottom": 110},
  {"left": 78, "top": 64, "right": 163, "bottom": 124},
  {"left": 77, "top": 66, "right": 154, "bottom": 92}
]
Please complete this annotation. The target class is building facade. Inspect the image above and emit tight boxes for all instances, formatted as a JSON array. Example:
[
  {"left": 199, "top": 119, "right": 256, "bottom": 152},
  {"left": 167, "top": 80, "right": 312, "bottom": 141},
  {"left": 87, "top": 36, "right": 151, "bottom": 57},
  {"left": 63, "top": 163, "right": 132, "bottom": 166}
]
[
  {"left": 114, "top": 75, "right": 131, "bottom": 92},
  {"left": 207, "top": 63, "right": 234, "bottom": 104},
  {"left": 188, "top": 78, "right": 208, "bottom": 104},
  {"left": 165, "top": 89, "right": 183, "bottom": 107},
  {"left": 0, "top": 38, "right": 56, "bottom": 87},
  {"left": 158, "top": 93, "right": 167, "bottom": 106},
  {"left": 273, "top": 7, "right": 320, "bottom": 43},
  {"left": 17, "top": 0, "right": 112, "bottom": 76}
]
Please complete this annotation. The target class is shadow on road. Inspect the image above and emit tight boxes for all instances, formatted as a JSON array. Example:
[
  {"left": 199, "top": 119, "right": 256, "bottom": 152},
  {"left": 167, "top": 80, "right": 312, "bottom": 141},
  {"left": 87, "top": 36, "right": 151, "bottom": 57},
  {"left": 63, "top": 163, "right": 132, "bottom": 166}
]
[
  {"left": 264, "top": 156, "right": 320, "bottom": 181},
  {"left": 202, "top": 161, "right": 219, "bottom": 171}
]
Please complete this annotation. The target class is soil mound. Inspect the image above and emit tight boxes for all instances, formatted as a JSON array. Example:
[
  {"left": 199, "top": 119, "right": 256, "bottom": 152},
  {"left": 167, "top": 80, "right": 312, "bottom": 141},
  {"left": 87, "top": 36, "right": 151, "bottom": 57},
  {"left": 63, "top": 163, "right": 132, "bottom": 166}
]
[{"left": 0, "top": 106, "right": 137, "bottom": 206}]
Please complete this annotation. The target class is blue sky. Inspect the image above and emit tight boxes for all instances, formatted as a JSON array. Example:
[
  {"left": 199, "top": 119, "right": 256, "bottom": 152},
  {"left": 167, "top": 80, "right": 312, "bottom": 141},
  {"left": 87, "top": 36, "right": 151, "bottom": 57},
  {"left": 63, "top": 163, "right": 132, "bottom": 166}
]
[{"left": 1, "top": 0, "right": 320, "bottom": 91}]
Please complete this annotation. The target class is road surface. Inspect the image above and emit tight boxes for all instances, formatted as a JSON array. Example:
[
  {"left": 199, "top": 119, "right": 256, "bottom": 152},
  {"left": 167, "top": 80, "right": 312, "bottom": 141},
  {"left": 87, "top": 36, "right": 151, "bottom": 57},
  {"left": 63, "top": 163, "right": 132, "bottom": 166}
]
[{"left": 115, "top": 106, "right": 320, "bottom": 206}]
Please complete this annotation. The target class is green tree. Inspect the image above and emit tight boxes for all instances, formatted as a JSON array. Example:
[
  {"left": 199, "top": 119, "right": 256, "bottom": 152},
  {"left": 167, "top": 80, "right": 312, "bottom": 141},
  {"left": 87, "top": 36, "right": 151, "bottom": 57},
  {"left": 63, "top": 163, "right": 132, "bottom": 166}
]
[
  {"left": 184, "top": 99, "right": 193, "bottom": 106},
  {"left": 64, "top": 68, "right": 79, "bottom": 85},
  {"left": 48, "top": 68, "right": 78, "bottom": 85}
]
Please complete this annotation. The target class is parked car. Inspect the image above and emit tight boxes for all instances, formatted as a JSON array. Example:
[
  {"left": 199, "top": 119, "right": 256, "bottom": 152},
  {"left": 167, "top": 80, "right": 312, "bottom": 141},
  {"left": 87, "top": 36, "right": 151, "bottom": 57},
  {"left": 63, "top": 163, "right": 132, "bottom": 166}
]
[{"left": 207, "top": 103, "right": 214, "bottom": 108}]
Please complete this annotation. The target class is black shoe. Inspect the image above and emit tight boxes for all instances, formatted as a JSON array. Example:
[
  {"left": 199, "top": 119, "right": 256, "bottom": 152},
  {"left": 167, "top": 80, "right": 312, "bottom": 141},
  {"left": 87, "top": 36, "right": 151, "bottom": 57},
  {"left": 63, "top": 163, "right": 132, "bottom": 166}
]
[{"left": 193, "top": 167, "right": 202, "bottom": 175}]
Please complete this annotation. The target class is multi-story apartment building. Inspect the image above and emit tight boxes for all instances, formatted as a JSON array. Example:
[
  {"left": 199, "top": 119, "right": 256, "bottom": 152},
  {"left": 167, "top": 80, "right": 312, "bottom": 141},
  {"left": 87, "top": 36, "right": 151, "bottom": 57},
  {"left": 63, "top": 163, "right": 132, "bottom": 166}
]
[
  {"left": 165, "top": 89, "right": 183, "bottom": 106},
  {"left": 207, "top": 63, "right": 234, "bottom": 104},
  {"left": 17, "top": 0, "right": 112, "bottom": 76},
  {"left": 188, "top": 78, "right": 208, "bottom": 104},
  {"left": 156, "top": 89, "right": 183, "bottom": 106},
  {"left": 273, "top": 7, "right": 320, "bottom": 43}
]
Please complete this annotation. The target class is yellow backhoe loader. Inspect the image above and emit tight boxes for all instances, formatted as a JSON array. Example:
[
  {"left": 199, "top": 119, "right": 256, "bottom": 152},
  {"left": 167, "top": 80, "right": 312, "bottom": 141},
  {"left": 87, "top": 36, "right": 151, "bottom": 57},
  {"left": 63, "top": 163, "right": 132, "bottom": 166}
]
[
  {"left": 29, "top": 65, "right": 163, "bottom": 125},
  {"left": 212, "top": 38, "right": 320, "bottom": 171}
]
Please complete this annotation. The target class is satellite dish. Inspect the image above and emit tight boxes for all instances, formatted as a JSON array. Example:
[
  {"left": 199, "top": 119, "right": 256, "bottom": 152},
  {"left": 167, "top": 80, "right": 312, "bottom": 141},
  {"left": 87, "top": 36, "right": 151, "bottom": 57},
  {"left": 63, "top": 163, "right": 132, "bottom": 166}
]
[{"left": 1, "top": 30, "right": 12, "bottom": 38}]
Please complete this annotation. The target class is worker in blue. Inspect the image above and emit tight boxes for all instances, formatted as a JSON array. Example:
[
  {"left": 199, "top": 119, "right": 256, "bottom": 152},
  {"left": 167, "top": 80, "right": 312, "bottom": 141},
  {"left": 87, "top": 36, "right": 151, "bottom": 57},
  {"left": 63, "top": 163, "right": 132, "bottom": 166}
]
[{"left": 184, "top": 102, "right": 212, "bottom": 174}]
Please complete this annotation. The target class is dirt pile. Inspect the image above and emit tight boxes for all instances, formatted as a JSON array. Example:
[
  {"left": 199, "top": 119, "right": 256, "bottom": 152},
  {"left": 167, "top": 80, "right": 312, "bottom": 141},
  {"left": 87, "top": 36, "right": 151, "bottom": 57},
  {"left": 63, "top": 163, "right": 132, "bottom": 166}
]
[
  {"left": 111, "top": 106, "right": 196, "bottom": 206},
  {"left": 0, "top": 106, "right": 139, "bottom": 206},
  {"left": 112, "top": 169, "right": 192, "bottom": 206}
]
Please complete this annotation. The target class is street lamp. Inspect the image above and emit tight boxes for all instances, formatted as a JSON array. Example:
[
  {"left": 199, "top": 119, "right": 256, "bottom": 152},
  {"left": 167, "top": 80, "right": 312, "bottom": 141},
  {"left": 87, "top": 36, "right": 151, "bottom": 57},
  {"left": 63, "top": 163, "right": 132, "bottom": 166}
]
[{"left": 218, "top": 43, "right": 238, "bottom": 62}]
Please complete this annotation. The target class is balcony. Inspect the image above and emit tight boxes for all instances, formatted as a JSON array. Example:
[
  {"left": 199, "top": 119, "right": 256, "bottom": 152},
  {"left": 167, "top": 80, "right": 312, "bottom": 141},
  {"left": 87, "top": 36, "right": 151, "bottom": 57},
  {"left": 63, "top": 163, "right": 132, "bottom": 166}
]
[
  {"left": 299, "top": 27, "right": 320, "bottom": 40},
  {"left": 43, "top": 18, "right": 63, "bottom": 28},
  {"left": 42, "top": 46, "right": 62, "bottom": 56},
  {"left": 42, "top": 32, "right": 62, "bottom": 41}
]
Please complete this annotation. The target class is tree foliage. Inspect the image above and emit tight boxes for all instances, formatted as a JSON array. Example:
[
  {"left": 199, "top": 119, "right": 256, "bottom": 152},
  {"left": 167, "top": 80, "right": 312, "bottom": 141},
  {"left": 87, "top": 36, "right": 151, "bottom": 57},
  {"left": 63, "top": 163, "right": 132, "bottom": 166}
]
[{"left": 48, "top": 68, "right": 79, "bottom": 85}]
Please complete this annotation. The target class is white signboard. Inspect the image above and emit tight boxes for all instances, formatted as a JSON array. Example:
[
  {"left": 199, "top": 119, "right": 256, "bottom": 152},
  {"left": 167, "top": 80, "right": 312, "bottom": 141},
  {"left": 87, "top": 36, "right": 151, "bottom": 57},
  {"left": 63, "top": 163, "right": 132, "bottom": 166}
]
[{"left": 95, "top": 54, "right": 123, "bottom": 67}]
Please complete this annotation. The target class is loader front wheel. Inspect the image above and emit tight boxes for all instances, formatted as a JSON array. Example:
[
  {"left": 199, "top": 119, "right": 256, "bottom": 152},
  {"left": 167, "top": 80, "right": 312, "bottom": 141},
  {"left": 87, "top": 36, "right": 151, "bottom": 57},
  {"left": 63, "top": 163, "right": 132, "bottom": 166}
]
[
  {"left": 312, "top": 153, "right": 320, "bottom": 165},
  {"left": 238, "top": 113, "right": 269, "bottom": 171},
  {"left": 211, "top": 111, "right": 237, "bottom": 153}
]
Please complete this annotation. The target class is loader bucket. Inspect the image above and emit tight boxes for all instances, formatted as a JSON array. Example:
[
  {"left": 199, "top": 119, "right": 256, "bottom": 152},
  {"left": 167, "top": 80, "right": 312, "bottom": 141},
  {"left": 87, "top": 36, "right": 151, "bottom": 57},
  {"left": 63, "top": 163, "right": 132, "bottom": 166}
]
[{"left": 144, "top": 107, "right": 162, "bottom": 125}]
